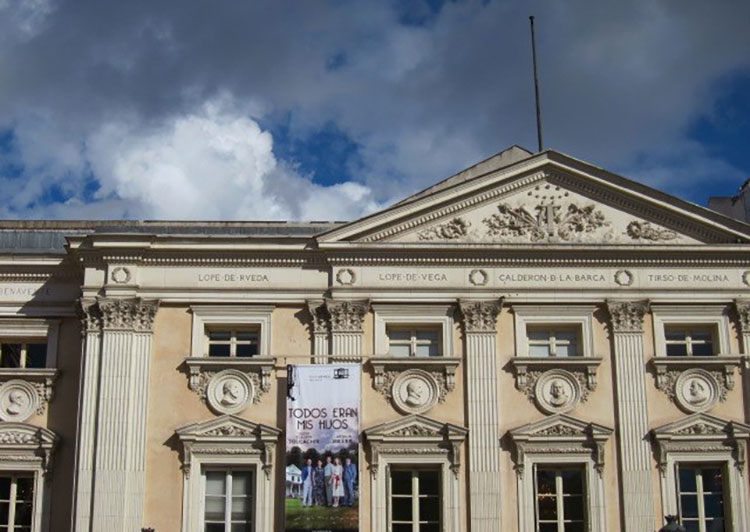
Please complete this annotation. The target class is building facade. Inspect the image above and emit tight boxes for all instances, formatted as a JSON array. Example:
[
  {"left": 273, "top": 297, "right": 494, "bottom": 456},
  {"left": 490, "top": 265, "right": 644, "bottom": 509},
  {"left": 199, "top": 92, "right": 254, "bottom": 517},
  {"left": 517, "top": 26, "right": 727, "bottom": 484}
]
[{"left": 1, "top": 147, "right": 750, "bottom": 531}]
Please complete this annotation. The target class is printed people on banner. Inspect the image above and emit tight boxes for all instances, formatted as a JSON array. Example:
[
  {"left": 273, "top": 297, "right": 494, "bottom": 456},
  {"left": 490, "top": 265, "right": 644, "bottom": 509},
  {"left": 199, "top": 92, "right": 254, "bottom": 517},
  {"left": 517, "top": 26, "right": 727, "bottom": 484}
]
[
  {"left": 301, "top": 459, "right": 314, "bottom": 507},
  {"left": 343, "top": 457, "right": 357, "bottom": 507}
]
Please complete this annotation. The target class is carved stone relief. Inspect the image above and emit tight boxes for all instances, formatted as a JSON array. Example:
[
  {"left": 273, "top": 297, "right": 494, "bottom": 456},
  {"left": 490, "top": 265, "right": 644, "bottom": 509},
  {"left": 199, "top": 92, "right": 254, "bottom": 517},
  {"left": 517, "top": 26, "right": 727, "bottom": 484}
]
[
  {"left": 325, "top": 299, "right": 369, "bottom": 333},
  {"left": 459, "top": 299, "right": 502, "bottom": 333},
  {"left": 80, "top": 298, "right": 158, "bottom": 333},
  {"left": 188, "top": 365, "right": 271, "bottom": 407},
  {"left": 626, "top": 221, "right": 677, "bottom": 241},
  {"left": 606, "top": 300, "right": 649, "bottom": 333},
  {"left": 0, "top": 380, "right": 38, "bottom": 422},
  {"left": 206, "top": 370, "right": 254, "bottom": 415},
  {"left": 390, "top": 369, "right": 440, "bottom": 415},
  {"left": 655, "top": 367, "right": 727, "bottom": 412},
  {"left": 417, "top": 218, "right": 471, "bottom": 240},
  {"left": 533, "top": 370, "right": 583, "bottom": 414}
]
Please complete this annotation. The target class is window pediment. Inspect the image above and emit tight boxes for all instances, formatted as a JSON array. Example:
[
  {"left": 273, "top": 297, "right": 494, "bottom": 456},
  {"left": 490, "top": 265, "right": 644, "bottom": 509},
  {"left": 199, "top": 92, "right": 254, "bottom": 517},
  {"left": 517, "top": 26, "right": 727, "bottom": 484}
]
[{"left": 0, "top": 422, "right": 58, "bottom": 475}]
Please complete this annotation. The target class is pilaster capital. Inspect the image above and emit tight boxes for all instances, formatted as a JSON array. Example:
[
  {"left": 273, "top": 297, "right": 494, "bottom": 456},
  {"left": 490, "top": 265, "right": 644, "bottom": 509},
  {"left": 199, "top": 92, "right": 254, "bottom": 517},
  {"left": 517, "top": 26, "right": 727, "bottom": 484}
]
[
  {"left": 307, "top": 300, "right": 330, "bottom": 335},
  {"left": 77, "top": 299, "right": 102, "bottom": 334},
  {"left": 325, "top": 299, "right": 369, "bottom": 333},
  {"left": 734, "top": 300, "right": 750, "bottom": 333},
  {"left": 606, "top": 299, "right": 649, "bottom": 333},
  {"left": 79, "top": 298, "right": 160, "bottom": 333},
  {"left": 459, "top": 298, "right": 503, "bottom": 333}
]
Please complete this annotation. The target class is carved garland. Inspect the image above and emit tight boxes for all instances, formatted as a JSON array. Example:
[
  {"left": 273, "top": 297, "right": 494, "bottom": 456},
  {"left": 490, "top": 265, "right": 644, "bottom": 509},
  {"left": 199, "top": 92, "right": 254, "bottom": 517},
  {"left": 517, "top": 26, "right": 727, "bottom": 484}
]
[
  {"left": 417, "top": 218, "right": 471, "bottom": 241},
  {"left": 189, "top": 369, "right": 271, "bottom": 405}
]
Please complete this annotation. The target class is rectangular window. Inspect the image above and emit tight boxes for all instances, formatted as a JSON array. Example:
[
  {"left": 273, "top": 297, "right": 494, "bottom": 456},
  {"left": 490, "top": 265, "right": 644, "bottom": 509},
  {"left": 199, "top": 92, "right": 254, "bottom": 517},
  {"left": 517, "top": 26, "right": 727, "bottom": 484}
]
[
  {"left": 0, "top": 474, "right": 34, "bottom": 531},
  {"left": 390, "top": 468, "right": 441, "bottom": 532},
  {"left": 204, "top": 469, "right": 254, "bottom": 532},
  {"left": 0, "top": 341, "right": 47, "bottom": 369},
  {"left": 387, "top": 328, "right": 440, "bottom": 357},
  {"left": 527, "top": 328, "right": 580, "bottom": 357},
  {"left": 535, "top": 467, "right": 586, "bottom": 532},
  {"left": 207, "top": 329, "right": 259, "bottom": 358},
  {"left": 677, "top": 465, "right": 726, "bottom": 532},
  {"left": 665, "top": 327, "right": 715, "bottom": 357}
]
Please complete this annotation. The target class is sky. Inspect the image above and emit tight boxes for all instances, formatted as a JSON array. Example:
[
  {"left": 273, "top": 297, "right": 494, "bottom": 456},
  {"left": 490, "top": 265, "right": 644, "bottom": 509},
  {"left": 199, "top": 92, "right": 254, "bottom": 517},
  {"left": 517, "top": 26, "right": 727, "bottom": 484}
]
[{"left": 0, "top": 0, "right": 749, "bottom": 222}]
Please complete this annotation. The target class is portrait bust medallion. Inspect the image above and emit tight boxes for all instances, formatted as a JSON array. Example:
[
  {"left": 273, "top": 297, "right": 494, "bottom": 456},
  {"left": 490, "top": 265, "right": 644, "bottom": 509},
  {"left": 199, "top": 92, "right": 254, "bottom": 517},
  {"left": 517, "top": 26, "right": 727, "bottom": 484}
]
[
  {"left": 391, "top": 369, "right": 439, "bottom": 415},
  {"left": 206, "top": 369, "right": 254, "bottom": 415},
  {"left": 0, "top": 380, "right": 39, "bottom": 422},
  {"left": 534, "top": 370, "right": 582, "bottom": 414},
  {"left": 674, "top": 369, "right": 720, "bottom": 413}
]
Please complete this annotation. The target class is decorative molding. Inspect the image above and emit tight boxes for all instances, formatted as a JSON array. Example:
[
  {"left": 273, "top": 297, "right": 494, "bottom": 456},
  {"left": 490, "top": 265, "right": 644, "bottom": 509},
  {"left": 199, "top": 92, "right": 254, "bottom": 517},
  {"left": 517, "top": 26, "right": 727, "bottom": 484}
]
[
  {"left": 205, "top": 369, "right": 254, "bottom": 415},
  {"left": 80, "top": 297, "right": 159, "bottom": 332},
  {"left": 606, "top": 299, "right": 649, "bottom": 333},
  {"left": 185, "top": 358, "right": 272, "bottom": 406},
  {"left": 651, "top": 356, "right": 742, "bottom": 406},
  {"left": 626, "top": 221, "right": 677, "bottom": 241},
  {"left": 510, "top": 357, "right": 601, "bottom": 394},
  {"left": 0, "top": 369, "right": 58, "bottom": 416},
  {"left": 417, "top": 217, "right": 471, "bottom": 240},
  {"left": 370, "top": 357, "right": 459, "bottom": 403},
  {"left": 110, "top": 266, "right": 132, "bottom": 284},
  {"left": 0, "top": 422, "right": 58, "bottom": 476},
  {"left": 325, "top": 299, "right": 369, "bottom": 333},
  {"left": 388, "top": 369, "right": 441, "bottom": 415},
  {"left": 335, "top": 268, "right": 356, "bottom": 286},
  {"left": 459, "top": 298, "right": 502, "bottom": 333},
  {"left": 532, "top": 369, "right": 584, "bottom": 414},
  {"left": 306, "top": 300, "right": 330, "bottom": 335},
  {"left": 483, "top": 198, "right": 609, "bottom": 242},
  {"left": 734, "top": 299, "right": 750, "bottom": 333}
]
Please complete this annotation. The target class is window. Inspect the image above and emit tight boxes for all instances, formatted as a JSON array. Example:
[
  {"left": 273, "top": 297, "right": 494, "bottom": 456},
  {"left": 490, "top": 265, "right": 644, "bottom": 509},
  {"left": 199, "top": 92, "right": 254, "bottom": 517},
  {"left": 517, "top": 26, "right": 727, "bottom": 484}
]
[
  {"left": 677, "top": 465, "right": 726, "bottom": 532},
  {"left": 665, "top": 327, "right": 715, "bottom": 357},
  {"left": 387, "top": 328, "right": 440, "bottom": 357},
  {"left": 535, "top": 467, "right": 586, "bottom": 532},
  {"left": 0, "top": 341, "right": 47, "bottom": 369},
  {"left": 390, "top": 469, "right": 441, "bottom": 532},
  {"left": 527, "top": 328, "right": 580, "bottom": 357},
  {"left": 204, "top": 469, "right": 254, "bottom": 532},
  {"left": 207, "top": 330, "right": 259, "bottom": 358},
  {"left": 0, "top": 474, "right": 34, "bottom": 531}
]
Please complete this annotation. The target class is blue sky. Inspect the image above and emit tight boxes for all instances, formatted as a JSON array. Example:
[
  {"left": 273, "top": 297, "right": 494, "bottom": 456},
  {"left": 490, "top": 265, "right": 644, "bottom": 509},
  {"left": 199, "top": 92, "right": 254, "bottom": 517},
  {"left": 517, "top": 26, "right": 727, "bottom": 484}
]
[{"left": 0, "top": 0, "right": 748, "bottom": 221}]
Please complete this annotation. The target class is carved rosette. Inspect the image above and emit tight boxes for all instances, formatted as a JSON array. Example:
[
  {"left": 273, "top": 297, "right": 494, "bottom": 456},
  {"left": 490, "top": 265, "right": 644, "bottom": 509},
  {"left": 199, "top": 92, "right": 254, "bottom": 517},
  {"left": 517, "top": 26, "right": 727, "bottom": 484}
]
[
  {"left": 325, "top": 299, "right": 369, "bottom": 333},
  {"left": 459, "top": 299, "right": 502, "bottom": 333},
  {"left": 606, "top": 300, "right": 649, "bottom": 333}
]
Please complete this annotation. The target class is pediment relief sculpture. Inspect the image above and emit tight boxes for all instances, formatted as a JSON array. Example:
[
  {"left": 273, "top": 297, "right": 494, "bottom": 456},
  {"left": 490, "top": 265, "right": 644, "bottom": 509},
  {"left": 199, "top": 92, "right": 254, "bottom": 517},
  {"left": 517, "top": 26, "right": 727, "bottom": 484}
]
[{"left": 0, "top": 423, "right": 58, "bottom": 475}]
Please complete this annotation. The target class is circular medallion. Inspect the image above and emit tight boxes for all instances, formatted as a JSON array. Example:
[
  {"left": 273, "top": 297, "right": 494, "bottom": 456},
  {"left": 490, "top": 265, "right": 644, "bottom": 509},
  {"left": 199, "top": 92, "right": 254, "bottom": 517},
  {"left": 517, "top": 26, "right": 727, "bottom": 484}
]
[
  {"left": 336, "top": 269, "right": 356, "bottom": 286},
  {"left": 0, "top": 380, "right": 39, "bottom": 422},
  {"left": 391, "top": 369, "right": 439, "bottom": 415},
  {"left": 742, "top": 270, "right": 750, "bottom": 287},
  {"left": 206, "top": 370, "right": 254, "bottom": 415},
  {"left": 110, "top": 266, "right": 131, "bottom": 284},
  {"left": 614, "top": 269, "right": 634, "bottom": 287},
  {"left": 469, "top": 269, "right": 488, "bottom": 286},
  {"left": 674, "top": 369, "right": 720, "bottom": 413},
  {"left": 534, "top": 370, "right": 581, "bottom": 414}
]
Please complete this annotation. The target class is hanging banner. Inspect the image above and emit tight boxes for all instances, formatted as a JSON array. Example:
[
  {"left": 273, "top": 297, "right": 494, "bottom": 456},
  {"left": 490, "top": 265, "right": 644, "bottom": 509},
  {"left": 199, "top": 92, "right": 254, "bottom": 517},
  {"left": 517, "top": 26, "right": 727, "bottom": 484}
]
[{"left": 285, "top": 364, "right": 360, "bottom": 532}]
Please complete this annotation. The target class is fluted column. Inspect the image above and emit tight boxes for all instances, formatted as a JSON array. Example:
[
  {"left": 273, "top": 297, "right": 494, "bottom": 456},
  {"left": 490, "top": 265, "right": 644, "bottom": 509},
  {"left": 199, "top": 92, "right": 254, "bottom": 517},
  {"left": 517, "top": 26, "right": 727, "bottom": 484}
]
[
  {"left": 459, "top": 299, "right": 503, "bottom": 532},
  {"left": 307, "top": 300, "right": 330, "bottom": 364},
  {"left": 606, "top": 300, "right": 655, "bottom": 532},
  {"left": 733, "top": 300, "right": 750, "bottom": 423},
  {"left": 73, "top": 297, "right": 159, "bottom": 532},
  {"left": 325, "top": 299, "right": 368, "bottom": 359}
]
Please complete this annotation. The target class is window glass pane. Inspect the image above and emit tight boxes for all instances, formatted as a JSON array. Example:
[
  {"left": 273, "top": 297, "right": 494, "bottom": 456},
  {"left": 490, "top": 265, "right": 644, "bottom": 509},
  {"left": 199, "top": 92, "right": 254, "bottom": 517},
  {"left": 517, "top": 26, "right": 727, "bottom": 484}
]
[
  {"left": 679, "top": 467, "right": 697, "bottom": 493},
  {"left": 535, "top": 470, "right": 556, "bottom": 495},
  {"left": 555, "top": 330, "right": 577, "bottom": 342},
  {"left": 392, "top": 525, "right": 412, "bottom": 532},
  {"left": 419, "top": 497, "right": 440, "bottom": 521},
  {"left": 389, "top": 344, "right": 411, "bottom": 357},
  {"left": 692, "top": 342, "right": 714, "bottom": 356},
  {"left": 0, "top": 477, "right": 10, "bottom": 499},
  {"left": 209, "top": 331, "right": 231, "bottom": 341},
  {"left": 704, "top": 493, "right": 724, "bottom": 518},
  {"left": 415, "top": 343, "right": 439, "bottom": 357},
  {"left": 235, "top": 331, "right": 257, "bottom": 342},
  {"left": 683, "top": 522, "right": 699, "bottom": 532},
  {"left": 416, "top": 330, "right": 438, "bottom": 342},
  {"left": 539, "top": 524, "right": 557, "bottom": 532},
  {"left": 391, "top": 497, "right": 412, "bottom": 521},
  {"left": 666, "top": 343, "right": 688, "bottom": 357},
  {"left": 0, "top": 502, "right": 8, "bottom": 523},
  {"left": 556, "top": 343, "right": 577, "bottom": 357},
  {"left": 706, "top": 517, "right": 725, "bottom": 532},
  {"left": 235, "top": 343, "right": 258, "bottom": 357},
  {"left": 206, "top": 472, "right": 226, "bottom": 496},
  {"left": 208, "top": 344, "right": 231, "bottom": 357},
  {"left": 205, "top": 524, "right": 225, "bottom": 532},
  {"left": 25, "top": 344, "right": 47, "bottom": 368},
  {"left": 231, "top": 497, "right": 252, "bottom": 520},
  {"left": 0, "top": 345, "right": 21, "bottom": 368},
  {"left": 14, "top": 502, "right": 32, "bottom": 525},
  {"left": 231, "top": 524, "right": 252, "bottom": 532},
  {"left": 702, "top": 468, "right": 724, "bottom": 493},
  {"left": 680, "top": 494, "right": 699, "bottom": 518},
  {"left": 561, "top": 470, "right": 583, "bottom": 494},
  {"left": 537, "top": 496, "right": 557, "bottom": 519},
  {"left": 418, "top": 471, "right": 440, "bottom": 496},
  {"left": 563, "top": 496, "right": 584, "bottom": 520},
  {"left": 529, "top": 344, "right": 551, "bottom": 357},
  {"left": 204, "top": 496, "right": 225, "bottom": 521},
  {"left": 232, "top": 472, "right": 252, "bottom": 496},
  {"left": 387, "top": 330, "right": 411, "bottom": 341},
  {"left": 665, "top": 330, "right": 686, "bottom": 341},
  {"left": 15, "top": 478, "right": 33, "bottom": 502},
  {"left": 564, "top": 523, "right": 585, "bottom": 532},
  {"left": 691, "top": 331, "right": 713, "bottom": 342},
  {"left": 390, "top": 471, "right": 412, "bottom": 495},
  {"left": 528, "top": 330, "right": 551, "bottom": 341}
]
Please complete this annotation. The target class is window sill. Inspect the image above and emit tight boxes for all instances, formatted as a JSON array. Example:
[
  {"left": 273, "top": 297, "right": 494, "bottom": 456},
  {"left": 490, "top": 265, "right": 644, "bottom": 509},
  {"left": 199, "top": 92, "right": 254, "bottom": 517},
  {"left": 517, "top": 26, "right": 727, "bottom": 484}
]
[
  {"left": 650, "top": 355, "right": 746, "bottom": 391},
  {"left": 185, "top": 357, "right": 273, "bottom": 403},
  {"left": 509, "top": 357, "right": 603, "bottom": 391}
]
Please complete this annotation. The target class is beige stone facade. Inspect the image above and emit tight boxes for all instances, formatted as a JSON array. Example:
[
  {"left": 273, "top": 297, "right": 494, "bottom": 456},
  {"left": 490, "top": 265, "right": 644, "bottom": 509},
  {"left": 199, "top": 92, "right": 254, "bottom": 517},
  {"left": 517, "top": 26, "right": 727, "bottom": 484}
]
[{"left": 1, "top": 147, "right": 750, "bottom": 531}]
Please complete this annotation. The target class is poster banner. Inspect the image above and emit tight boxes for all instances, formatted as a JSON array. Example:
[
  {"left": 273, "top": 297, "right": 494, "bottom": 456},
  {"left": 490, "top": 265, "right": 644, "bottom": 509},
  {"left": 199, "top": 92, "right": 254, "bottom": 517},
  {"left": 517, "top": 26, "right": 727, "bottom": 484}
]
[{"left": 285, "top": 364, "right": 360, "bottom": 532}]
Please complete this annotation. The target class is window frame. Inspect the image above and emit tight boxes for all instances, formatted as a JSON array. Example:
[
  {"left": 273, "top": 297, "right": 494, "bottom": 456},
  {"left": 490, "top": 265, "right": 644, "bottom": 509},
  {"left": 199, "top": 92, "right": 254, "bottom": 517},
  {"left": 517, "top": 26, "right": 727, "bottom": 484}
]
[
  {"left": 664, "top": 326, "right": 716, "bottom": 357},
  {"left": 372, "top": 305, "right": 454, "bottom": 358},
  {"left": 652, "top": 305, "right": 731, "bottom": 358},
  {"left": 675, "top": 463, "right": 728, "bottom": 532},
  {"left": 526, "top": 326, "right": 581, "bottom": 358},
  {"left": 386, "top": 326, "right": 442, "bottom": 358},
  {"left": 387, "top": 467, "right": 442, "bottom": 532},
  {"left": 533, "top": 465, "right": 587, "bottom": 532},
  {"left": 190, "top": 306, "right": 273, "bottom": 359},
  {"left": 201, "top": 467, "right": 255, "bottom": 532},
  {"left": 0, "top": 319, "right": 59, "bottom": 369},
  {"left": 206, "top": 328, "right": 261, "bottom": 358},
  {"left": 512, "top": 306, "right": 595, "bottom": 359}
]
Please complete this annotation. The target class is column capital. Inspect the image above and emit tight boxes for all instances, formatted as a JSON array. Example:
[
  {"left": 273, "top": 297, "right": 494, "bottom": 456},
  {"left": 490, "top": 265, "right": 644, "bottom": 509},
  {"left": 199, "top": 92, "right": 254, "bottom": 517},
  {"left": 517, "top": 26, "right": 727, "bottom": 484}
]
[
  {"left": 459, "top": 298, "right": 503, "bottom": 334},
  {"left": 92, "top": 297, "right": 160, "bottom": 332},
  {"left": 307, "top": 300, "right": 330, "bottom": 335},
  {"left": 606, "top": 299, "right": 649, "bottom": 333},
  {"left": 325, "top": 299, "right": 369, "bottom": 333},
  {"left": 734, "top": 300, "right": 750, "bottom": 333}
]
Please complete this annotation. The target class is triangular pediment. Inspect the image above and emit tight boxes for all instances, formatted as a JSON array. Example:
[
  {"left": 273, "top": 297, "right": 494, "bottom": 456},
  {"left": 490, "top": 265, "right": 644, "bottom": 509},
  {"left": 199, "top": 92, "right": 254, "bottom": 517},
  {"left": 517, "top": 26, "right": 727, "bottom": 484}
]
[
  {"left": 318, "top": 151, "right": 750, "bottom": 246},
  {"left": 176, "top": 415, "right": 281, "bottom": 442},
  {"left": 652, "top": 413, "right": 750, "bottom": 440},
  {"left": 510, "top": 414, "right": 613, "bottom": 441},
  {"left": 364, "top": 414, "right": 467, "bottom": 441}
]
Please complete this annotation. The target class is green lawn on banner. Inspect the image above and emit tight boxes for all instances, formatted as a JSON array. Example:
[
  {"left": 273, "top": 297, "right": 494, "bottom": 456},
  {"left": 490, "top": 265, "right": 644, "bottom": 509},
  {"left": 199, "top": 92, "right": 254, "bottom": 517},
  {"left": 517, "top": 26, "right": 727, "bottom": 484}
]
[{"left": 285, "top": 498, "right": 358, "bottom": 529}]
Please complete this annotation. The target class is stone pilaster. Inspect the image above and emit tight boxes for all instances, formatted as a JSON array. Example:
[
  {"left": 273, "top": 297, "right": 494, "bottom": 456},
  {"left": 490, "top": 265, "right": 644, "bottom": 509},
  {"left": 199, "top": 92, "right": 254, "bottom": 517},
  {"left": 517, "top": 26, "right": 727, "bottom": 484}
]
[
  {"left": 606, "top": 300, "right": 655, "bottom": 532},
  {"left": 325, "top": 299, "right": 368, "bottom": 358},
  {"left": 459, "top": 299, "right": 503, "bottom": 532},
  {"left": 734, "top": 300, "right": 750, "bottom": 355},
  {"left": 307, "top": 300, "right": 330, "bottom": 364},
  {"left": 73, "top": 297, "right": 159, "bottom": 532}
]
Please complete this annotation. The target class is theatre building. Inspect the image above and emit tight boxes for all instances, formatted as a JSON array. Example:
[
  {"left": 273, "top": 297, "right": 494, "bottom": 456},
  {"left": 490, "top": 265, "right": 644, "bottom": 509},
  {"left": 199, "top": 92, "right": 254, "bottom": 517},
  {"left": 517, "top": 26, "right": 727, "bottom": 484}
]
[{"left": 3, "top": 146, "right": 750, "bottom": 532}]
